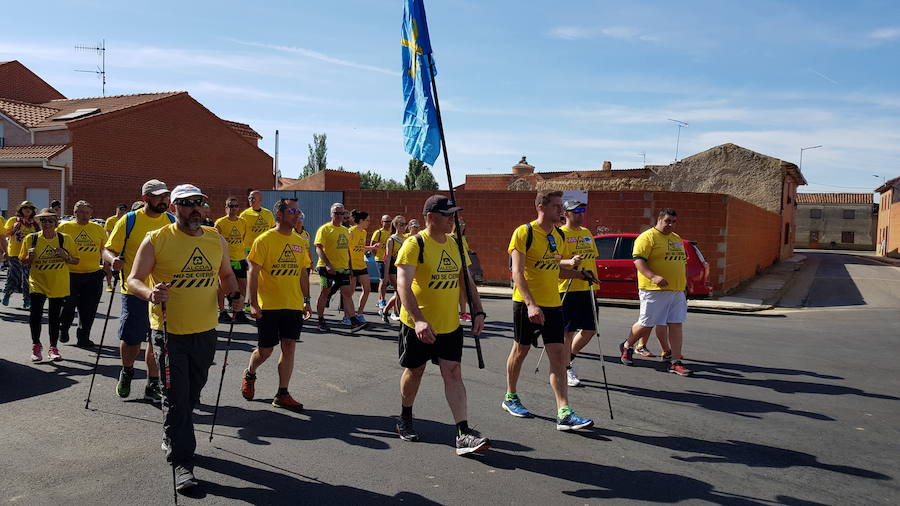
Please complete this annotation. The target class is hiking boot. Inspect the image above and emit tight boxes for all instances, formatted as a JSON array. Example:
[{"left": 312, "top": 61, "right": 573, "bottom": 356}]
[
  {"left": 668, "top": 361, "right": 693, "bottom": 377},
  {"left": 317, "top": 319, "right": 329, "bottom": 332},
  {"left": 30, "top": 344, "right": 43, "bottom": 362},
  {"left": 349, "top": 317, "right": 368, "bottom": 333},
  {"left": 241, "top": 370, "right": 256, "bottom": 400},
  {"left": 272, "top": 392, "right": 304, "bottom": 412},
  {"left": 217, "top": 311, "right": 231, "bottom": 324},
  {"left": 635, "top": 345, "right": 655, "bottom": 357},
  {"left": 566, "top": 367, "right": 581, "bottom": 387},
  {"left": 174, "top": 465, "right": 198, "bottom": 491},
  {"left": 234, "top": 311, "right": 251, "bottom": 323},
  {"left": 116, "top": 368, "right": 134, "bottom": 398},
  {"left": 619, "top": 341, "right": 634, "bottom": 366},
  {"left": 557, "top": 411, "right": 594, "bottom": 431},
  {"left": 501, "top": 396, "right": 532, "bottom": 418},
  {"left": 47, "top": 346, "right": 62, "bottom": 361},
  {"left": 456, "top": 429, "right": 490, "bottom": 456},
  {"left": 395, "top": 417, "right": 419, "bottom": 442},
  {"left": 58, "top": 332, "right": 70, "bottom": 344},
  {"left": 660, "top": 350, "right": 673, "bottom": 362},
  {"left": 2, "top": 293, "right": 11, "bottom": 306},
  {"left": 144, "top": 381, "right": 163, "bottom": 403}
]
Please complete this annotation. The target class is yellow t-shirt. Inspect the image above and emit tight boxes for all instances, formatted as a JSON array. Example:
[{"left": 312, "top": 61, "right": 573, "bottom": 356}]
[
  {"left": 348, "top": 225, "right": 368, "bottom": 270},
  {"left": 371, "top": 228, "right": 391, "bottom": 262},
  {"left": 558, "top": 225, "right": 599, "bottom": 293},
  {"left": 508, "top": 221, "right": 564, "bottom": 308},
  {"left": 397, "top": 230, "right": 463, "bottom": 335},
  {"left": 387, "top": 234, "right": 405, "bottom": 261},
  {"left": 5, "top": 217, "right": 40, "bottom": 258},
  {"left": 248, "top": 229, "right": 311, "bottom": 310},
  {"left": 297, "top": 229, "right": 312, "bottom": 268},
  {"left": 104, "top": 209, "right": 175, "bottom": 294},
  {"left": 632, "top": 227, "right": 687, "bottom": 291},
  {"left": 146, "top": 225, "right": 223, "bottom": 335},
  {"left": 57, "top": 221, "right": 106, "bottom": 274},
  {"left": 448, "top": 233, "right": 472, "bottom": 265},
  {"left": 239, "top": 207, "right": 276, "bottom": 249},
  {"left": 314, "top": 223, "right": 351, "bottom": 270},
  {"left": 104, "top": 215, "right": 122, "bottom": 235},
  {"left": 20, "top": 232, "right": 74, "bottom": 298},
  {"left": 215, "top": 216, "right": 248, "bottom": 262}
]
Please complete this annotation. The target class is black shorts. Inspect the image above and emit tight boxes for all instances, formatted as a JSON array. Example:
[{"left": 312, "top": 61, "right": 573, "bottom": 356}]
[
  {"left": 317, "top": 267, "right": 350, "bottom": 289},
  {"left": 513, "top": 302, "right": 565, "bottom": 346},
  {"left": 230, "top": 260, "right": 248, "bottom": 279},
  {"left": 561, "top": 290, "right": 596, "bottom": 332},
  {"left": 352, "top": 268, "right": 369, "bottom": 277},
  {"left": 399, "top": 323, "right": 463, "bottom": 368},
  {"left": 257, "top": 309, "right": 303, "bottom": 348}
]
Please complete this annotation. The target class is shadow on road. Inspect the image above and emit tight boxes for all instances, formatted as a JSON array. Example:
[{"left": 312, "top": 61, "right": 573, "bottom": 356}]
[{"left": 0, "top": 359, "right": 77, "bottom": 404}]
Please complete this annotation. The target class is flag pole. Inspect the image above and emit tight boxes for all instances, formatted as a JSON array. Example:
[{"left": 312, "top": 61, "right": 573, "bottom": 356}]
[{"left": 425, "top": 52, "right": 485, "bottom": 369}]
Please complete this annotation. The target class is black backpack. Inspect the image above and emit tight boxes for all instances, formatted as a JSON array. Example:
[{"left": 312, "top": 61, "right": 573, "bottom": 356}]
[{"left": 30, "top": 232, "right": 66, "bottom": 251}]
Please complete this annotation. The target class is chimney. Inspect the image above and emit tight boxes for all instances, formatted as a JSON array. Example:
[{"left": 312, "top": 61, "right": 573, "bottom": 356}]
[
  {"left": 602, "top": 161, "right": 612, "bottom": 171},
  {"left": 512, "top": 156, "right": 535, "bottom": 175}
]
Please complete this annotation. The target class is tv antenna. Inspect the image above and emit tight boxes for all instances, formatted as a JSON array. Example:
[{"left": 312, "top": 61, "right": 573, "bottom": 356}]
[
  {"left": 75, "top": 39, "right": 107, "bottom": 96},
  {"left": 638, "top": 152, "right": 646, "bottom": 165},
  {"left": 667, "top": 118, "right": 688, "bottom": 162}
]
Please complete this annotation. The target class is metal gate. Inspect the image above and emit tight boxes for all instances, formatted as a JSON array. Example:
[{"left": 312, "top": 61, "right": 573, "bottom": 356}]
[{"left": 259, "top": 190, "right": 343, "bottom": 266}]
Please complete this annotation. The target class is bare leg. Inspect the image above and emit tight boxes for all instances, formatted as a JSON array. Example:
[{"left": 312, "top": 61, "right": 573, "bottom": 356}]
[
  {"left": 625, "top": 322, "right": 653, "bottom": 347},
  {"left": 667, "top": 323, "right": 684, "bottom": 359},
  {"left": 439, "top": 359, "right": 467, "bottom": 423},
  {"left": 400, "top": 364, "right": 426, "bottom": 407},
  {"left": 655, "top": 325, "right": 670, "bottom": 353},
  {"left": 340, "top": 284, "right": 356, "bottom": 319},
  {"left": 505, "top": 342, "right": 531, "bottom": 393},
  {"left": 145, "top": 342, "right": 159, "bottom": 377},
  {"left": 357, "top": 275, "right": 370, "bottom": 314},
  {"left": 120, "top": 342, "right": 141, "bottom": 368},
  {"left": 545, "top": 343, "right": 570, "bottom": 409},
  {"left": 276, "top": 339, "right": 296, "bottom": 389},
  {"left": 247, "top": 346, "right": 274, "bottom": 374},
  {"left": 570, "top": 330, "right": 596, "bottom": 356}
]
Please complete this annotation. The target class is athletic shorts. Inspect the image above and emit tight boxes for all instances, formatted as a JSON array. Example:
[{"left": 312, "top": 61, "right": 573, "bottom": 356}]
[
  {"left": 352, "top": 268, "right": 369, "bottom": 277},
  {"left": 513, "top": 302, "right": 564, "bottom": 346},
  {"left": 561, "top": 290, "right": 596, "bottom": 332},
  {"left": 257, "top": 309, "right": 303, "bottom": 348},
  {"left": 637, "top": 289, "right": 688, "bottom": 327},
  {"left": 375, "top": 261, "right": 385, "bottom": 277},
  {"left": 317, "top": 267, "right": 350, "bottom": 290},
  {"left": 118, "top": 293, "right": 150, "bottom": 346},
  {"left": 398, "top": 323, "right": 464, "bottom": 368},
  {"left": 230, "top": 260, "right": 248, "bottom": 279}
]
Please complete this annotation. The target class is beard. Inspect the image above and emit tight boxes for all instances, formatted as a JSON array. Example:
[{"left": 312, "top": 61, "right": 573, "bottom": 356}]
[
  {"left": 178, "top": 212, "right": 203, "bottom": 231},
  {"left": 151, "top": 201, "right": 169, "bottom": 213}
]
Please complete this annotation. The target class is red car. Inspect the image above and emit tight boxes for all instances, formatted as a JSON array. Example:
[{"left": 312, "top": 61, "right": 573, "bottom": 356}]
[{"left": 593, "top": 233, "right": 711, "bottom": 299}]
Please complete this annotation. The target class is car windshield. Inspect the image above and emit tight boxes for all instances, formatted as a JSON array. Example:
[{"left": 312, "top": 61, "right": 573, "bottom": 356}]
[{"left": 614, "top": 236, "right": 635, "bottom": 260}]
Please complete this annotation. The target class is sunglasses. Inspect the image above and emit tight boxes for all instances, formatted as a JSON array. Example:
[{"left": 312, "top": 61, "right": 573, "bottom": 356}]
[
  {"left": 248, "top": 196, "right": 257, "bottom": 201},
  {"left": 547, "top": 234, "right": 558, "bottom": 253},
  {"left": 382, "top": 220, "right": 391, "bottom": 223},
  {"left": 284, "top": 208, "right": 300, "bottom": 214},
  {"left": 397, "top": 222, "right": 407, "bottom": 226},
  {"left": 227, "top": 204, "right": 240, "bottom": 208},
  {"left": 567, "top": 208, "right": 586, "bottom": 214},
  {"left": 176, "top": 198, "right": 206, "bottom": 208},
  {"left": 333, "top": 211, "right": 347, "bottom": 215}
]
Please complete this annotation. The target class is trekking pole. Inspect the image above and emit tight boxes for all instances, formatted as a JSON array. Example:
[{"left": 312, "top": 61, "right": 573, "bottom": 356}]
[
  {"left": 209, "top": 293, "right": 238, "bottom": 442},
  {"left": 85, "top": 273, "right": 119, "bottom": 409},
  {"left": 534, "top": 276, "right": 574, "bottom": 374},
  {"left": 588, "top": 277, "right": 614, "bottom": 420},
  {"left": 161, "top": 301, "right": 178, "bottom": 504}
]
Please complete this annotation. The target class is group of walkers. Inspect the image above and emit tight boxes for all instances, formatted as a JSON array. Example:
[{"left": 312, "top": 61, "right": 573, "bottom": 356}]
[{"left": 0, "top": 182, "right": 694, "bottom": 493}]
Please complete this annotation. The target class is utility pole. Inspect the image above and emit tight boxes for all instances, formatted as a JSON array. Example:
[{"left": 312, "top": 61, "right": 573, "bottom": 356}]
[
  {"left": 799, "top": 145, "right": 822, "bottom": 173},
  {"left": 273, "top": 130, "right": 280, "bottom": 190}
]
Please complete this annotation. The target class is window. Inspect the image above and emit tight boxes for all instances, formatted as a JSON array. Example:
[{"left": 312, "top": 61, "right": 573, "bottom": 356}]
[
  {"left": 614, "top": 236, "right": 637, "bottom": 260},
  {"left": 843, "top": 209, "right": 855, "bottom": 219},
  {"left": 594, "top": 237, "right": 617, "bottom": 260},
  {"left": 0, "top": 188, "right": 7, "bottom": 218},
  {"left": 841, "top": 231, "right": 855, "bottom": 244},
  {"left": 809, "top": 231, "right": 820, "bottom": 243},
  {"left": 26, "top": 188, "right": 50, "bottom": 210},
  {"left": 809, "top": 208, "right": 822, "bottom": 219}
]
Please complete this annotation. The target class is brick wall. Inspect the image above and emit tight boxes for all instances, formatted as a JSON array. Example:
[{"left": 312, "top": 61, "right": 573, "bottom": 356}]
[
  {"left": 723, "top": 196, "right": 782, "bottom": 292},
  {"left": 0, "top": 167, "right": 63, "bottom": 216},
  {"left": 464, "top": 174, "right": 516, "bottom": 190},
  {"left": 0, "top": 61, "right": 66, "bottom": 103}
]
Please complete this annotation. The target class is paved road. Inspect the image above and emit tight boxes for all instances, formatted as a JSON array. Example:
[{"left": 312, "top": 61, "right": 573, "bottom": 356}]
[{"left": 1, "top": 260, "right": 898, "bottom": 505}]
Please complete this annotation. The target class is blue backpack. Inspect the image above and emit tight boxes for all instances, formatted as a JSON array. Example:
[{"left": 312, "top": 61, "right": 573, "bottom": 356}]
[{"left": 121, "top": 210, "right": 176, "bottom": 260}]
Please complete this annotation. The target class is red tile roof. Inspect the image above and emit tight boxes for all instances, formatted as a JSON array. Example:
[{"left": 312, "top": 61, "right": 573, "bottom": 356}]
[
  {"left": 796, "top": 193, "right": 873, "bottom": 205},
  {"left": 0, "top": 144, "right": 68, "bottom": 159},
  {"left": 875, "top": 176, "right": 900, "bottom": 194},
  {"left": 33, "top": 92, "right": 183, "bottom": 127},
  {"left": 222, "top": 120, "right": 262, "bottom": 140},
  {"left": 0, "top": 98, "right": 60, "bottom": 127}
]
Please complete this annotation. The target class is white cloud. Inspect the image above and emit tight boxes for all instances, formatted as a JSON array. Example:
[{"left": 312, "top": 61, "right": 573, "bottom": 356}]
[
  {"left": 548, "top": 26, "right": 595, "bottom": 40},
  {"left": 230, "top": 39, "right": 397, "bottom": 76},
  {"left": 868, "top": 27, "right": 900, "bottom": 40},
  {"left": 548, "top": 26, "right": 658, "bottom": 42}
]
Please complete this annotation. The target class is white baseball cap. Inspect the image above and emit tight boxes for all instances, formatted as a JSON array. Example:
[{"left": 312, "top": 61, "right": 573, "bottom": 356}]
[{"left": 171, "top": 184, "right": 208, "bottom": 201}]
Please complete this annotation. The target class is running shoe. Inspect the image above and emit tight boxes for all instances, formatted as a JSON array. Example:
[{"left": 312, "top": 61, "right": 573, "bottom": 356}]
[
  {"left": 668, "top": 361, "right": 693, "bottom": 377},
  {"left": 47, "top": 346, "right": 62, "bottom": 361},
  {"left": 459, "top": 312, "right": 472, "bottom": 322},
  {"left": 272, "top": 392, "right": 304, "bottom": 412},
  {"left": 174, "top": 465, "right": 198, "bottom": 491},
  {"left": 557, "top": 411, "right": 594, "bottom": 431},
  {"left": 341, "top": 317, "right": 352, "bottom": 326},
  {"left": 58, "top": 332, "right": 70, "bottom": 344},
  {"left": 30, "top": 344, "right": 43, "bottom": 362},
  {"left": 218, "top": 311, "right": 231, "bottom": 324},
  {"left": 106, "top": 285, "right": 114, "bottom": 292},
  {"left": 660, "top": 350, "right": 673, "bottom": 362},
  {"left": 317, "top": 319, "right": 329, "bottom": 332},
  {"left": 635, "top": 345, "right": 655, "bottom": 357},
  {"left": 395, "top": 417, "right": 419, "bottom": 442},
  {"left": 389, "top": 313, "right": 402, "bottom": 322},
  {"left": 75, "top": 338, "right": 96, "bottom": 349},
  {"left": 161, "top": 437, "right": 171, "bottom": 452},
  {"left": 377, "top": 299, "right": 387, "bottom": 310},
  {"left": 349, "top": 317, "right": 368, "bottom": 333},
  {"left": 357, "top": 314, "right": 367, "bottom": 323},
  {"left": 566, "top": 367, "right": 581, "bottom": 387},
  {"left": 501, "top": 396, "right": 532, "bottom": 418},
  {"left": 1, "top": 293, "right": 10, "bottom": 306},
  {"left": 234, "top": 311, "right": 251, "bottom": 323},
  {"left": 116, "top": 368, "right": 134, "bottom": 398},
  {"left": 144, "top": 381, "right": 163, "bottom": 403},
  {"left": 381, "top": 311, "right": 390, "bottom": 324},
  {"left": 456, "top": 429, "right": 490, "bottom": 456},
  {"left": 619, "top": 341, "right": 634, "bottom": 366},
  {"left": 241, "top": 370, "right": 256, "bottom": 400}
]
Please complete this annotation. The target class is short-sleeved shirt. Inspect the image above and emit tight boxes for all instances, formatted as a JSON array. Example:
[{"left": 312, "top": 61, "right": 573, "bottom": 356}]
[
  {"left": 297, "top": 229, "right": 312, "bottom": 267},
  {"left": 215, "top": 216, "right": 248, "bottom": 262},
  {"left": 57, "top": 221, "right": 106, "bottom": 274},
  {"left": 20, "top": 232, "right": 75, "bottom": 298},
  {"left": 632, "top": 227, "right": 687, "bottom": 291},
  {"left": 370, "top": 228, "right": 391, "bottom": 262},
  {"left": 397, "top": 230, "right": 463, "bottom": 335},
  {"left": 314, "top": 223, "right": 351, "bottom": 270},
  {"left": 104, "top": 215, "right": 122, "bottom": 235},
  {"left": 249, "top": 229, "right": 311, "bottom": 310},
  {"left": 348, "top": 225, "right": 368, "bottom": 270},
  {"left": 146, "top": 225, "right": 223, "bottom": 335},
  {"left": 104, "top": 209, "right": 175, "bottom": 295},
  {"left": 5, "top": 217, "right": 39, "bottom": 258},
  {"left": 239, "top": 207, "right": 276, "bottom": 249},
  {"left": 558, "top": 225, "right": 599, "bottom": 293},
  {"left": 508, "top": 221, "right": 564, "bottom": 308}
]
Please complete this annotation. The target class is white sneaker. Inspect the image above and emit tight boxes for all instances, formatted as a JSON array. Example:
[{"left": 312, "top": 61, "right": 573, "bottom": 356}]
[
  {"left": 390, "top": 313, "right": 402, "bottom": 322},
  {"left": 566, "top": 367, "right": 581, "bottom": 387}
]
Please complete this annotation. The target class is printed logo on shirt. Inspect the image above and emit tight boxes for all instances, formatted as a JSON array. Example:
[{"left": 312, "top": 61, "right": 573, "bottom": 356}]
[
  {"left": 75, "top": 230, "right": 97, "bottom": 252},
  {"left": 665, "top": 241, "right": 687, "bottom": 262},
  {"left": 171, "top": 247, "right": 216, "bottom": 288},
  {"left": 251, "top": 215, "right": 268, "bottom": 233},
  {"left": 35, "top": 244, "right": 65, "bottom": 270},
  {"left": 271, "top": 243, "right": 300, "bottom": 276},
  {"left": 336, "top": 234, "right": 349, "bottom": 249},
  {"left": 427, "top": 249, "right": 461, "bottom": 289},
  {"left": 226, "top": 225, "right": 243, "bottom": 245},
  {"left": 534, "top": 240, "right": 562, "bottom": 271}
]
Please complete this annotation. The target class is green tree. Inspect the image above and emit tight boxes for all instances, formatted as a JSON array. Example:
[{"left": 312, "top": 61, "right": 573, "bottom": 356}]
[
  {"left": 301, "top": 133, "right": 327, "bottom": 178},
  {"left": 360, "top": 170, "right": 406, "bottom": 190},
  {"left": 404, "top": 158, "right": 439, "bottom": 190}
]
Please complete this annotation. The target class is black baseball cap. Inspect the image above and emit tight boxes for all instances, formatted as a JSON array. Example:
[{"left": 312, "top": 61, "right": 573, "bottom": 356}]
[
  {"left": 563, "top": 200, "right": 586, "bottom": 212},
  {"left": 423, "top": 195, "right": 462, "bottom": 215}
]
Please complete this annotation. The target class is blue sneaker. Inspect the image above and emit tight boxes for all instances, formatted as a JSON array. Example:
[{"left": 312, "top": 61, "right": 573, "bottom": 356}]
[
  {"left": 357, "top": 314, "right": 367, "bottom": 323},
  {"left": 341, "top": 317, "right": 352, "bottom": 326},
  {"left": 556, "top": 411, "right": 594, "bottom": 431},
  {"left": 376, "top": 299, "right": 387, "bottom": 310},
  {"left": 501, "top": 396, "right": 532, "bottom": 418}
]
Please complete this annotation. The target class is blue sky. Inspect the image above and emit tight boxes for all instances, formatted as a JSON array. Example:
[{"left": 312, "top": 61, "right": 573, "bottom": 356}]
[{"left": 2, "top": 1, "right": 898, "bottom": 193}]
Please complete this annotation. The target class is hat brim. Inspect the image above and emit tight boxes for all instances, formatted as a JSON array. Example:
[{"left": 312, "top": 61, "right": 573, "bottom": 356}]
[
  {"left": 174, "top": 192, "right": 208, "bottom": 199},
  {"left": 35, "top": 212, "right": 57, "bottom": 218},
  {"left": 429, "top": 206, "right": 463, "bottom": 214},
  {"left": 146, "top": 189, "right": 171, "bottom": 196}
]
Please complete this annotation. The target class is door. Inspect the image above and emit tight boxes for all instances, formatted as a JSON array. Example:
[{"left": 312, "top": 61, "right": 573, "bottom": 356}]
[{"left": 607, "top": 236, "right": 638, "bottom": 299}]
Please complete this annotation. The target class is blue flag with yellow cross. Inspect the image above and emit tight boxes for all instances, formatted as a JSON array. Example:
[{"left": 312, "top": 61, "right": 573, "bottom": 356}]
[{"left": 401, "top": 0, "right": 441, "bottom": 165}]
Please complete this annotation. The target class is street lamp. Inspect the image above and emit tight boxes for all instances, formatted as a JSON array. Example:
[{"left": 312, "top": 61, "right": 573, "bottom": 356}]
[
  {"left": 874, "top": 174, "right": 886, "bottom": 186},
  {"left": 798, "top": 145, "right": 822, "bottom": 173}
]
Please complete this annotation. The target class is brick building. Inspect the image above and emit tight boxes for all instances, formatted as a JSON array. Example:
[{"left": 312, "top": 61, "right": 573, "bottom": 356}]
[
  {"left": 875, "top": 176, "right": 900, "bottom": 258},
  {"left": 794, "top": 193, "right": 877, "bottom": 250},
  {"left": 0, "top": 60, "right": 272, "bottom": 217}
]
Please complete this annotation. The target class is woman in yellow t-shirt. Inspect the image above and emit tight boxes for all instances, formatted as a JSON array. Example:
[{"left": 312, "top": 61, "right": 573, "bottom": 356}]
[
  {"left": 347, "top": 210, "right": 379, "bottom": 321},
  {"left": 21, "top": 208, "right": 79, "bottom": 362},
  {"left": 3, "top": 201, "right": 40, "bottom": 309},
  {"left": 381, "top": 215, "right": 408, "bottom": 323}
]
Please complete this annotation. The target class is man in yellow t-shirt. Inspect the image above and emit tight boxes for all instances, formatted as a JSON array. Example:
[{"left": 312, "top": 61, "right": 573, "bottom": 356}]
[
  {"left": 240, "top": 197, "right": 312, "bottom": 413},
  {"left": 58, "top": 200, "right": 107, "bottom": 348},
  {"left": 620, "top": 208, "right": 692, "bottom": 376},
  {"left": 21, "top": 208, "right": 79, "bottom": 362},
  {"left": 215, "top": 196, "right": 250, "bottom": 324},
  {"left": 239, "top": 190, "right": 275, "bottom": 251},
  {"left": 502, "top": 190, "right": 595, "bottom": 431},
  {"left": 557, "top": 200, "right": 601, "bottom": 387},
  {"left": 394, "top": 195, "right": 490, "bottom": 455},
  {"left": 314, "top": 203, "right": 365, "bottom": 332},
  {"left": 103, "top": 179, "right": 175, "bottom": 402},
  {"left": 127, "top": 184, "right": 238, "bottom": 491},
  {"left": 103, "top": 203, "right": 128, "bottom": 291}
]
